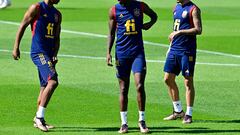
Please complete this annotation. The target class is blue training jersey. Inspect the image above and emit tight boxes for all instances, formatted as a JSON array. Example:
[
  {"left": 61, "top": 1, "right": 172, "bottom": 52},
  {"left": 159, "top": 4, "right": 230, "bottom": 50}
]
[
  {"left": 31, "top": 1, "right": 61, "bottom": 57},
  {"left": 113, "top": 0, "right": 144, "bottom": 58},
  {"left": 170, "top": 1, "right": 197, "bottom": 55}
]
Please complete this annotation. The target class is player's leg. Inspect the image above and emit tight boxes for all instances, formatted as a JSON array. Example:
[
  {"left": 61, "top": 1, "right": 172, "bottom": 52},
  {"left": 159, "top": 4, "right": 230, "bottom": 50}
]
[
  {"left": 33, "top": 87, "right": 43, "bottom": 128},
  {"left": 163, "top": 54, "right": 184, "bottom": 120},
  {"left": 31, "top": 61, "right": 49, "bottom": 132},
  {"left": 181, "top": 54, "right": 196, "bottom": 124},
  {"left": 116, "top": 58, "right": 131, "bottom": 133},
  {"left": 32, "top": 54, "right": 58, "bottom": 132},
  {"left": 132, "top": 54, "right": 148, "bottom": 133},
  {"left": 118, "top": 77, "right": 129, "bottom": 112},
  {"left": 34, "top": 88, "right": 55, "bottom": 129},
  {"left": 37, "top": 86, "right": 45, "bottom": 108},
  {"left": 184, "top": 76, "right": 195, "bottom": 110},
  {"left": 118, "top": 77, "right": 130, "bottom": 133},
  {"left": 39, "top": 79, "right": 58, "bottom": 108},
  {"left": 134, "top": 73, "right": 146, "bottom": 113},
  {"left": 36, "top": 75, "right": 58, "bottom": 132},
  {"left": 134, "top": 72, "right": 149, "bottom": 133},
  {"left": 34, "top": 71, "right": 54, "bottom": 129},
  {"left": 164, "top": 73, "right": 179, "bottom": 101}
]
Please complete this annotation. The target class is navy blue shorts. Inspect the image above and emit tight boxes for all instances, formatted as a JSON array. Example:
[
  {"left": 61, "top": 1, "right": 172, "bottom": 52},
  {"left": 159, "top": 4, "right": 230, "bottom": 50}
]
[
  {"left": 31, "top": 53, "right": 58, "bottom": 87},
  {"left": 164, "top": 52, "right": 196, "bottom": 76},
  {"left": 116, "top": 53, "right": 146, "bottom": 79}
]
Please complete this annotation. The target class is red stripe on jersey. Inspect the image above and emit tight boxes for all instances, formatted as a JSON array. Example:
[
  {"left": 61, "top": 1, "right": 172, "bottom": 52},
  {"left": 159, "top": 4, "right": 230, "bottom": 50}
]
[
  {"left": 140, "top": 2, "right": 144, "bottom": 19},
  {"left": 31, "top": 4, "right": 40, "bottom": 36},
  {"left": 48, "top": 74, "right": 51, "bottom": 81},
  {"left": 189, "top": 5, "right": 196, "bottom": 28},
  {"left": 111, "top": 6, "right": 116, "bottom": 21},
  {"left": 140, "top": 2, "right": 144, "bottom": 11}
]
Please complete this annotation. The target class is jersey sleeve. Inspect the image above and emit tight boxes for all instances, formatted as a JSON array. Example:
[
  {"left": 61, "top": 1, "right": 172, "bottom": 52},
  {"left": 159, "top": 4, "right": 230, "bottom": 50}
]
[{"left": 111, "top": 6, "right": 116, "bottom": 21}]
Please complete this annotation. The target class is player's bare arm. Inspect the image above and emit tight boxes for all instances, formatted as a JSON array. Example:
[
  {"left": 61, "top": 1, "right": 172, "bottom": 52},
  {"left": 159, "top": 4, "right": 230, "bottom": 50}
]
[
  {"left": 142, "top": 2, "right": 158, "bottom": 30},
  {"left": 169, "top": 7, "right": 202, "bottom": 41},
  {"left": 106, "top": 7, "right": 116, "bottom": 67},
  {"left": 52, "top": 11, "right": 62, "bottom": 65},
  {"left": 12, "top": 4, "right": 39, "bottom": 60}
]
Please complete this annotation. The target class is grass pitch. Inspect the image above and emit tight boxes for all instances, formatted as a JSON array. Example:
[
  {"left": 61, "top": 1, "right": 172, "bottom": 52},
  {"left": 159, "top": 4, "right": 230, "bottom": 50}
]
[{"left": 0, "top": 0, "right": 240, "bottom": 134}]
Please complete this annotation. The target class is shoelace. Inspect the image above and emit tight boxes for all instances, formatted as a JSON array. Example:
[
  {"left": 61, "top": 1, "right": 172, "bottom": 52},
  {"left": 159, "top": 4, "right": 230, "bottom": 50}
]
[
  {"left": 121, "top": 124, "right": 128, "bottom": 130},
  {"left": 184, "top": 115, "right": 192, "bottom": 121},
  {"left": 38, "top": 118, "right": 47, "bottom": 126},
  {"left": 139, "top": 121, "right": 146, "bottom": 129}
]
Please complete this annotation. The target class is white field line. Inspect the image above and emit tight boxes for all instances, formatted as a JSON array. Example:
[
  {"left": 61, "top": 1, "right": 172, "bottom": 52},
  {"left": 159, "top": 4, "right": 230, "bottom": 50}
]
[
  {"left": 1, "top": 20, "right": 240, "bottom": 58},
  {"left": 1, "top": 49, "right": 240, "bottom": 67}
]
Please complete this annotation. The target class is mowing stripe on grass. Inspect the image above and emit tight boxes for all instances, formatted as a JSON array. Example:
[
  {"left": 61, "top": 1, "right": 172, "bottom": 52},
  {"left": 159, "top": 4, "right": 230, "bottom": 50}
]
[
  {"left": 1, "top": 49, "right": 240, "bottom": 67},
  {"left": 1, "top": 20, "right": 240, "bottom": 58}
]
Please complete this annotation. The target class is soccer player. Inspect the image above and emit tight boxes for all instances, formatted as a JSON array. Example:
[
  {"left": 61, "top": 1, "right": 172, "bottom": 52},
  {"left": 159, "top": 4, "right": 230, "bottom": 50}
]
[
  {"left": 163, "top": 0, "right": 202, "bottom": 124},
  {"left": 107, "top": 0, "right": 157, "bottom": 133},
  {"left": 0, "top": 0, "right": 11, "bottom": 9},
  {"left": 12, "top": 0, "right": 61, "bottom": 132}
]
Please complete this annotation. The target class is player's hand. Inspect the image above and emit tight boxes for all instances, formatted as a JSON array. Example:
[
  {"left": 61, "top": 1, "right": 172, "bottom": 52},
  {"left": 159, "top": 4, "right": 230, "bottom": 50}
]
[
  {"left": 12, "top": 48, "right": 20, "bottom": 60},
  {"left": 106, "top": 54, "right": 113, "bottom": 67},
  {"left": 168, "top": 31, "right": 180, "bottom": 42},
  {"left": 166, "top": 42, "right": 172, "bottom": 57},
  {"left": 52, "top": 56, "right": 58, "bottom": 65},
  {"left": 142, "top": 22, "right": 153, "bottom": 30}
]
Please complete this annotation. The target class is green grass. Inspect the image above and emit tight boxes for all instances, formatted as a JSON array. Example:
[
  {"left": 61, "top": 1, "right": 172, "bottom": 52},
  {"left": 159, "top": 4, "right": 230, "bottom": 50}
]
[{"left": 0, "top": 0, "right": 240, "bottom": 134}]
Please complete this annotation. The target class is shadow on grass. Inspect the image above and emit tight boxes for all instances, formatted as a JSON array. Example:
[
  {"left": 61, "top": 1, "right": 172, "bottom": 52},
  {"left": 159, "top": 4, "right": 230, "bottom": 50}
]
[
  {"left": 48, "top": 126, "right": 180, "bottom": 133},
  {"left": 194, "top": 119, "right": 240, "bottom": 123},
  {"left": 48, "top": 126, "right": 240, "bottom": 134}
]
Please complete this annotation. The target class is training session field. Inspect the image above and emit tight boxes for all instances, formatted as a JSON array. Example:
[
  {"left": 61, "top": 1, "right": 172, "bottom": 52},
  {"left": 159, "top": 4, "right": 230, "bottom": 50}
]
[{"left": 0, "top": 0, "right": 240, "bottom": 134}]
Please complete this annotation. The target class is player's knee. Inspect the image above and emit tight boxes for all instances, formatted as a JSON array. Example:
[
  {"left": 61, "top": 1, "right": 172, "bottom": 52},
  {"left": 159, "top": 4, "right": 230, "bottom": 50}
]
[
  {"left": 120, "top": 87, "right": 128, "bottom": 96},
  {"left": 53, "top": 80, "right": 58, "bottom": 88},
  {"left": 184, "top": 78, "right": 194, "bottom": 89},
  {"left": 164, "top": 77, "right": 173, "bottom": 85},
  {"left": 136, "top": 83, "right": 144, "bottom": 92},
  {"left": 48, "top": 80, "right": 58, "bottom": 88}
]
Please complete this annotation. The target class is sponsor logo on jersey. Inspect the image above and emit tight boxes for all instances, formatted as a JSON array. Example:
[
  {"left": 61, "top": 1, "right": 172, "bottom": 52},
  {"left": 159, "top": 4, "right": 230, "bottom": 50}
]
[
  {"left": 38, "top": 53, "right": 46, "bottom": 65},
  {"left": 182, "top": 10, "right": 188, "bottom": 18},
  {"left": 119, "top": 14, "right": 124, "bottom": 18}
]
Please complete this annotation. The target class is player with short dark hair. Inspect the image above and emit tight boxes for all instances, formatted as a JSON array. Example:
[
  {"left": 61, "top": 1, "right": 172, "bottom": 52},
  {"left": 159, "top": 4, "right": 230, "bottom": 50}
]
[
  {"left": 163, "top": 0, "right": 202, "bottom": 124},
  {"left": 12, "top": 0, "right": 61, "bottom": 132},
  {"left": 107, "top": 0, "right": 157, "bottom": 133}
]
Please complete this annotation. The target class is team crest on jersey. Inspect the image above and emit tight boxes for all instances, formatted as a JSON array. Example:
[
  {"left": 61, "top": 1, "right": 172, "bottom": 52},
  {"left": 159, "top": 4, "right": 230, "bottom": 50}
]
[
  {"left": 134, "top": 8, "right": 140, "bottom": 17},
  {"left": 54, "top": 14, "right": 59, "bottom": 23},
  {"left": 182, "top": 10, "right": 188, "bottom": 18}
]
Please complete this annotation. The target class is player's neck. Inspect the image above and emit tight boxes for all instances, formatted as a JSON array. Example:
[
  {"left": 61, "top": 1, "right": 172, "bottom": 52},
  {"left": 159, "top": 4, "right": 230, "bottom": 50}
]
[
  {"left": 44, "top": 0, "right": 54, "bottom": 7},
  {"left": 120, "top": 0, "right": 132, "bottom": 6},
  {"left": 179, "top": 0, "right": 191, "bottom": 6}
]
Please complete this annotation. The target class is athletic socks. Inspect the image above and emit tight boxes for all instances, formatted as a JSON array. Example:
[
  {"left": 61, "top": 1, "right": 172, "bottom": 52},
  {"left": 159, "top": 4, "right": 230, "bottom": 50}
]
[
  {"left": 36, "top": 106, "right": 46, "bottom": 118},
  {"left": 138, "top": 111, "right": 145, "bottom": 121},
  {"left": 173, "top": 101, "right": 183, "bottom": 113},
  {"left": 186, "top": 106, "right": 193, "bottom": 116},
  {"left": 120, "top": 111, "right": 127, "bottom": 125}
]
